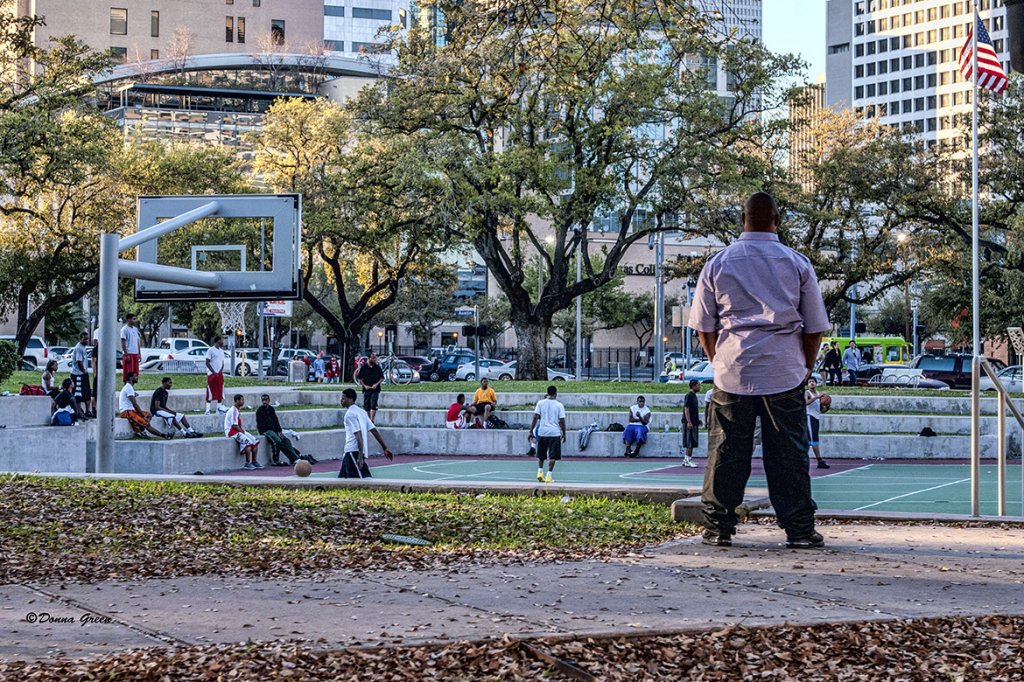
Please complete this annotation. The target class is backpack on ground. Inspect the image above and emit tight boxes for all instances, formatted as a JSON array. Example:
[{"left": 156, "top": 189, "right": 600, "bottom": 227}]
[
  {"left": 577, "top": 422, "right": 600, "bottom": 451},
  {"left": 606, "top": 422, "right": 625, "bottom": 432},
  {"left": 486, "top": 414, "right": 508, "bottom": 429},
  {"left": 20, "top": 384, "right": 46, "bottom": 396},
  {"left": 51, "top": 411, "right": 73, "bottom": 426}
]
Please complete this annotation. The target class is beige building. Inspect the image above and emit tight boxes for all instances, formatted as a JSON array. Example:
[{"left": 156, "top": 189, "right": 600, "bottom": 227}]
[{"left": 17, "top": 0, "right": 325, "bottom": 62}]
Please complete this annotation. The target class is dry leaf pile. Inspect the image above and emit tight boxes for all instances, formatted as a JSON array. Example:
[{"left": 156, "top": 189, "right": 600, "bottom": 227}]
[
  {"left": 0, "top": 476, "right": 684, "bottom": 584},
  {"left": 2, "top": 615, "right": 1022, "bottom": 681}
]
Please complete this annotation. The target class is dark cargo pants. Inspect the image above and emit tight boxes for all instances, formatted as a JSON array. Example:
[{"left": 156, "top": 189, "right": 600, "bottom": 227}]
[{"left": 701, "top": 385, "right": 817, "bottom": 538}]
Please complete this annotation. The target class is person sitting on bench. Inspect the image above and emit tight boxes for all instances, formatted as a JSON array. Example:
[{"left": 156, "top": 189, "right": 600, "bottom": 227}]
[
  {"left": 255, "top": 394, "right": 317, "bottom": 466},
  {"left": 445, "top": 394, "right": 475, "bottom": 429},
  {"left": 150, "top": 376, "right": 202, "bottom": 438},
  {"left": 622, "top": 395, "right": 651, "bottom": 458}
]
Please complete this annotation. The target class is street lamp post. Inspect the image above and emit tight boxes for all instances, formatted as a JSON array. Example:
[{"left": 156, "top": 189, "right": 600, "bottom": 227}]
[
  {"left": 575, "top": 231, "right": 582, "bottom": 381},
  {"left": 653, "top": 232, "right": 665, "bottom": 380}
]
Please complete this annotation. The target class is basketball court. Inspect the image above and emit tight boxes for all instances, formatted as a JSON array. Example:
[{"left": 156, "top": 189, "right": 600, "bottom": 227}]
[{"left": 299, "top": 456, "right": 1024, "bottom": 516}]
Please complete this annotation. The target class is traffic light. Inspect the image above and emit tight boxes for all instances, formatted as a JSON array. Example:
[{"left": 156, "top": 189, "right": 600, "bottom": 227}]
[
  {"left": 915, "top": 325, "right": 926, "bottom": 336},
  {"left": 855, "top": 322, "right": 866, "bottom": 334},
  {"left": 462, "top": 325, "right": 476, "bottom": 337},
  {"left": 1007, "top": 0, "right": 1024, "bottom": 73}
]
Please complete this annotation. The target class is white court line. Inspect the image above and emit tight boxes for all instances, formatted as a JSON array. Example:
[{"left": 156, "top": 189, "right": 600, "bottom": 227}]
[
  {"left": 853, "top": 477, "right": 971, "bottom": 511},
  {"left": 812, "top": 464, "right": 873, "bottom": 479}
]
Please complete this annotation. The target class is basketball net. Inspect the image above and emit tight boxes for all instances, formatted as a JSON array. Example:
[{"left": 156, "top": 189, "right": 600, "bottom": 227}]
[{"left": 216, "top": 302, "right": 248, "bottom": 347}]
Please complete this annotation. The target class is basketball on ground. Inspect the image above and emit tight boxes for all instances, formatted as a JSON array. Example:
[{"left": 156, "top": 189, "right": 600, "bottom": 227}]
[
  {"left": 294, "top": 460, "right": 312, "bottom": 477},
  {"left": 819, "top": 394, "right": 832, "bottom": 412}
]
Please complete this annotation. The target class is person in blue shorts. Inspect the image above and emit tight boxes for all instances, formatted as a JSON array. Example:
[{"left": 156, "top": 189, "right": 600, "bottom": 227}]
[{"left": 805, "top": 377, "right": 829, "bottom": 469}]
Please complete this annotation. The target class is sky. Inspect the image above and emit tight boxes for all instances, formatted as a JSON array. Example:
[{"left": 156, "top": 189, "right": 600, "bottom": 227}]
[{"left": 761, "top": 0, "right": 826, "bottom": 84}]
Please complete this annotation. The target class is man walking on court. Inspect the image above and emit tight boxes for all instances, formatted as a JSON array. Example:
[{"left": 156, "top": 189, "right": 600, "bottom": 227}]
[
  {"left": 690, "top": 192, "right": 830, "bottom": 549},
  {"left": 530, "top": 385, "right": 566, "bottom": 483},
  {"left": 339, "top": 388, "right": 393, "bottom": 478},
  {"left": 120, "top": 313, "right": 141, "bottom": 383},
  {"left": 682, "top": 380, "right": 700, "bottom": 468}
]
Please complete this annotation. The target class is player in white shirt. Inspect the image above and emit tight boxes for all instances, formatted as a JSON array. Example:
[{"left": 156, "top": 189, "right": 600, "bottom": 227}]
[
  {"left": 224, "top": 393, "right": 261, "bottom": 469},
  {"left": 622, "top": 395, "right": 651, "bottom": 458},
  {"left": 119, "top": 313, "right": 142, "bottom": 383},
  {"left": 338, "top": 388, "right": 393, "bottom": 478},
  {"left": 118, "top": 372, "right": 171, "bottom": 439},
  {"left": 205, "top": 336, "right": 227, "bottom": 414},
  {"left": 529, "top": 385, "right": 566, "bottom": 483}
]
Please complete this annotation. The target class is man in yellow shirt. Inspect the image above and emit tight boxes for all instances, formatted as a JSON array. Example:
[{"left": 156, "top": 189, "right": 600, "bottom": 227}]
[{"left": 472, "top": 378, "right": 498, "bottom": 426}]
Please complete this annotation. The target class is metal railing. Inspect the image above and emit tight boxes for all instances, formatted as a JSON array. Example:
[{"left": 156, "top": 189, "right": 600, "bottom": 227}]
[{"left": 971, "top": 357, "right": 1024, "bottom": 517}]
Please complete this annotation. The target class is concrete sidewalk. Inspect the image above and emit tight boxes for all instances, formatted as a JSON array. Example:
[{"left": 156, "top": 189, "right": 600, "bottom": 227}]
[{"left": 2, "top": 522, "right": 1022, "bottom": 662}]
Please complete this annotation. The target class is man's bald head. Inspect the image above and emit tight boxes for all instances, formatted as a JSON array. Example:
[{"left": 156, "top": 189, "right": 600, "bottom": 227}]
[{"left": 741, "top": 192, "right": 781, "bottom": 233}]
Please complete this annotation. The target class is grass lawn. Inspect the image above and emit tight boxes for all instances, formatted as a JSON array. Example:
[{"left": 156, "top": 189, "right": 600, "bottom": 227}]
[{"left": 0, "top": 476, "right": 685, "bottom": 583}]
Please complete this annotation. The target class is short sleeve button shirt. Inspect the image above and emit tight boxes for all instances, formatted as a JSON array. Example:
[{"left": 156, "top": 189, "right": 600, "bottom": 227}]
[{"left": 689, "top": 232, "right": 830, "bottom": 396}]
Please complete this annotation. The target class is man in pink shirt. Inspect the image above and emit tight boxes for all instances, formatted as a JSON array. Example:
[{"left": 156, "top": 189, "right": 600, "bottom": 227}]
[{"left": 690, "top": 192, "right": 830, "bottom": 550}]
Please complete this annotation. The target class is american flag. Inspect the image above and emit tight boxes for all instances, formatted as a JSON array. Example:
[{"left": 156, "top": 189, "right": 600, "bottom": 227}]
[{"left": 959, "top": 14, "right": 1008, "bottom": 94}]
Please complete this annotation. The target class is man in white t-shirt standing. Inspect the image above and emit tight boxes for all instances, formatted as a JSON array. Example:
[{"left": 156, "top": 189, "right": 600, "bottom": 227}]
[
  {"left": 205, "top": 336, "right": 226, "bottom": 414},
  {"left": 529, "top": 385, "right": 566, "bottom": 483},
  {"left": 338, "top": 388, "right": 393, "bottom": 478},
  {"left": 70, "top": 331, "right": 92, "bottom": 420},
  {"left": 119, "top": 313, "right": 141, "bottom": 383}
]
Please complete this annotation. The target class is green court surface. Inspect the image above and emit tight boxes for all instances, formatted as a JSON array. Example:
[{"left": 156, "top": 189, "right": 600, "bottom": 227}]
[{"left": 313, "top": 458, "right": 1024, "bottom": 516}]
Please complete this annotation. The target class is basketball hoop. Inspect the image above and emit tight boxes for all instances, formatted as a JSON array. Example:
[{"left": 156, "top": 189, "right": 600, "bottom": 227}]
[{"left": 216, "top": 301, "right": 248, "bottom": 342}]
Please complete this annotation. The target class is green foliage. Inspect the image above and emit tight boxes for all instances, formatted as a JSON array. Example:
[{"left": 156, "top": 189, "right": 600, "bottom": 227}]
[
  {"left": 374, "top": 273, "right": 460, "bottom": 348},
  {"left": 44, "top": 303, "right": 87, "bottom": 346},
  {"left": 356, "top": 0, "right": 804, "bottom": 378},
  {"left": 0, "top": 340, "right": 18, "bottom": 386}
]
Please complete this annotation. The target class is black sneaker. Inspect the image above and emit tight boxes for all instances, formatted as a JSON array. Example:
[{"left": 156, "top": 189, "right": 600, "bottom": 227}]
[
  {"left": 135, "top": 431, "right": 150, "bottom": 439},
  {"left": 786, "top": 532, "right": 825, "bottom": 549},
  {"left": 816, "top": 460, "right": 831, "bottom": 469},
  {"left": 303, "top": 455, "right": 319, "bottom": 465},
  {"left": 701, "top": 530, "right": 732, "bottom": 547},
  {"left": 624, "top": 448, "right": 633, "bottom": 458},
  {"left": 163, "top": 432, "right": 174, "bottom": 440}
]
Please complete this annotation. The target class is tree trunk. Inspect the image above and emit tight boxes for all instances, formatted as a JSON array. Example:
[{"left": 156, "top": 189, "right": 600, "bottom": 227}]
[{"left": 512, "top": 317, "right": 550, "bottom": 381}]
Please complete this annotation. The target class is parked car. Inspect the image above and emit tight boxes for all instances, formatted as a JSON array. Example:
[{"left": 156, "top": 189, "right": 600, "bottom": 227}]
[
  {"left": 275, "top": 348, "right": 317, "bottom": 375},
  {"left": 398, "top": 356, "right": 432, "bottom": 371},
  {"left": 910, "top": 354, "right": 1007, "bottom": 389},
  {"left": 670, "top": 360, "right": 821, "bottom": 386},
  {"left": 0, "top": 335, "right": 49, "bottom": 368},
  {"left": 56, "top": 347, "right": 123, "bottom": 372},
  {"left": 456, "top": 358, "right": 506, "bottom": 381},
  {"left": 437, "top": 351, "right": 477, "bottom": 381},
  {"left": 979, "top": 365, "right": 1023, "bottom": 393},
  {"left": 139, "top": 337, "right": 209, "bottom": 364},
  {"left": 141, "top": 347, "right": 270, "bottom": 375},
  {"left": 48, "top": 346, "right": 70, "bottom": 359},
  {"left": 485, "top": 360, "right": 573, "bottom": 381}
]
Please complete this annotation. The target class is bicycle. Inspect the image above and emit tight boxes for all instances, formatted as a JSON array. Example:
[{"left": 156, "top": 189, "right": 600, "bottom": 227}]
[{"left": 380, "top": 352, "right": 413, "bottom": 386}]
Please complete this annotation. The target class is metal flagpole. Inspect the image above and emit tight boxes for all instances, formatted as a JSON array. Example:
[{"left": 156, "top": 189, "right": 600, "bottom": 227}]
[{"left": 970, "top": 2, "right": 982, "bottom": 517}]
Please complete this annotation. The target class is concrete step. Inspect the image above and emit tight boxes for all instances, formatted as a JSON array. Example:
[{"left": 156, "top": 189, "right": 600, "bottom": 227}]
[
  {"left": 1, "top": 424, "right": 91, "bottom": 473},
  {"left": 0, "top": 396, "right": 56, "bottom": 428},
  {"left": 113, "top": 407, "right": 344, "bottom": 440}
]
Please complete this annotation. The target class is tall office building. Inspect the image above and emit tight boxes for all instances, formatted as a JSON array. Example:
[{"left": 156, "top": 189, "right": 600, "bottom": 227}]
[
  {"left": 323, "top": 0, "right": 412, "bottom": 55},
  {"left": 825, "top": 0, "right": 1011, "bottom": 149},
  {"left": 789, "top": 74, "right": 828, "bottom": 190}
]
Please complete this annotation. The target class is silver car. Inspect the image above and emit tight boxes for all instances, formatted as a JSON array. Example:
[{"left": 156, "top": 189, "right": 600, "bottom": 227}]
[{"left": 979, "top": 365, "right": 1023, "bottom": 393}]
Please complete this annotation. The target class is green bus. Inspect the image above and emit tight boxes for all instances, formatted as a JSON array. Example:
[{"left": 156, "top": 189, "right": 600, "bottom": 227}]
[{"left": 821, "top": 336, "right": 910, "bottom": 366}]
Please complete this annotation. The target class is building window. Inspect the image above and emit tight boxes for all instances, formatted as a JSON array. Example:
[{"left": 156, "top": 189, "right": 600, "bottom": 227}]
[
  {"left": 253, "top": 0, "right": 260, "bottom": 5},
  {"left": 878, "top": 38, "right": 887, "bottom": 53},
  {"left": 399, "top": 7, "right": 407, "bottom": 27},
  {"left": 856, "top": 1, "right": 865, "bottom": 14},
  {"left": 867, "top": 20, "right": 875, "bottom": 34},
  {"left": 110, "top": 8, "right": 127, "bottom": 35},
  {"left": 237, "top": 17, "right": 245, "bottom": 43},
  {"left": 869, "top": 62, "right": 878, "bottom": 76},
  {"left": 891, "top": 57, "right": 900, "bottom": 72},
  {"left": 271, "top": 19, "right": 285, "bottom": 45},
  {"left": 994, "top": 15, "right": 1005, "bottom": 31},
  {"left": 953, "top": 92, "right": 962, "bottom": 105},
  {"left": 151, "top": 49, "right": 159, "bottom": 59},
  {"left": 325, "top": 40, "right": 343, "bottom": 51},
  {"left": 903, "top": 55, "right": 913, "bottom": 70},
  {"left": 903, "top": 35, "right": 912, "bottom": 49},
  {"left": 856, "top": 43, "right": 865, "bottom": 57},
  {"left": 914, "top": 32, "right": 924, "bottom": 46},
  {"left": 891, "top": 37, "right": 900, "bottom": 50},
  {"left": 352, "top": 8, "right": 393, "bottom": 20},
  {"left": 855, "top": 64, "right": 864, "bottom": 78},
  {"left": 915, "top": 53, "right": 925, "bottom": 68},
  {"left": 829, "top": 43, "right": 850, "bottom": 54},
  {"left": 953, "top": 24, "right": 962, "bottom": 39},
  {"left": 867, "top": 41, "right": 876, "bottom": 55},
  {"left": 879, "top": 60, "right": 888, "bottom": 74},
  {"left": 879, "top": 82, "right": 888, "bottom": 95},
  {"left": 855, "top": 23, "right": 865, "bottom": 36},
  {"left": 352, "top": 41, "right": 385, "bottom": 53},
  {"left": 903, "top": 98, "right": 912, "bottom": 112},
  {"left": 940, "top": 93, "right": 950, "bottom": 107},
  {"left": 226, "top": 17, "right": 234, "bottom": 42},
  {"left": 878, "top": 103, "right": 887, "bottom": 116},
  {"left": 914, "top": 75, "right": 924, "bottom": 89},
  {"left": 891, "top": 79, "right": 900, "bottom": 93},
  {"left": 855, "top": 85, "right": 865, "bottom": 99},
  {"left": 111, "top": 46, "right": 127, "bottom": 62},
  {"left": 227, "top": 0, "right": 233, "bottom": 4},
  {"left": 867, "top": 83, "right": 876, "bottom": 97},
  {"left": 927, "top": 73, "right": 936, "bottom": 87},
  {"left": 994, "top": 38, "right": 1005, "bottom": 53},
  {"left": 890, "top": 100, "right": 900, "bottom": 115},
  {"left": 151, "top": 10, "right": 159, "bottom": 37},
  {"left": 914, "top": 10, "right": 924, "bottom": 23},
  {"left": 927, "top": 95, "right": 936, "bottom": 109},
  {"left": 954, "top": 1, "right": 962, "bottom": 15},
  {"left": 325, "top": 5, "right": 345, "bottom": 17}
]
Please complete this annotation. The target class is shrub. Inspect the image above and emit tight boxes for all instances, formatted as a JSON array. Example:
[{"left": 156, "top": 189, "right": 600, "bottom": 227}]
[{"left": 0, "top": 340, "right": 18, "bottom": 386}]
